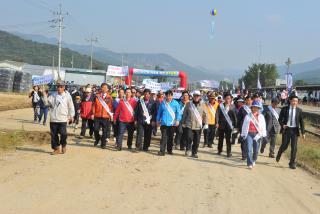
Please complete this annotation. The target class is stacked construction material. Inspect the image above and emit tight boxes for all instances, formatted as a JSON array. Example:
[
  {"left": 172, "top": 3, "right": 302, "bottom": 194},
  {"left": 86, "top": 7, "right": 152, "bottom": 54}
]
[
  {"left": 0, "top": 69, "right": 16, "bottom": 92},
  {"left": 13, "top": 71, "right": 32, "bottom": 93}
]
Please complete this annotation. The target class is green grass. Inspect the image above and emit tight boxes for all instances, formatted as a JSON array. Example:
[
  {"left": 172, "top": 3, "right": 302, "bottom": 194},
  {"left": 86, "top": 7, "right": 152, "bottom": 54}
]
[
  {"left": 277, "top": 133, "right": 320, "bottom": 173},
  {"left": 0, "top": 130, "right": 26, "bottom": 151}
]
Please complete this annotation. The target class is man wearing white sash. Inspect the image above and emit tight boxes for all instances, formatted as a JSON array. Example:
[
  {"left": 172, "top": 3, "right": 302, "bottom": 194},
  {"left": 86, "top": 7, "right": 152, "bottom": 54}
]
[
  {"left": 238, "top": 95, "right": 253, "bottom": 160},
  {"left": 216, "top": 93, "right": 237, "bottom": 157},
  {"left": 43, "top": 80, "right": 75, "bottom": 155},
  {"left": 91, "top": 83, "right": 113, "bottom": 149},
  {"left": 113, "top": 88, "right": 137, "bottom": 151},
  {"left": 135, "top": 89, "right": 156, "bottom": 151},
  {"left": 182, "top": 91, "right": 208, "bottom": 158},
  {"left": 241, "top": 101, "right": 267, "bottom": 169},
  {"left": 260, "top": 98, "right": 281, "bottom": 158},
  {"left": 174, "top": 91, "right": 190, "bottom": 150},
  {"left": 203, "top": 93, "right": 219, "bottom": 148},
  {"left": 156, "top": 90, "right": 181, "bottom": 156}
]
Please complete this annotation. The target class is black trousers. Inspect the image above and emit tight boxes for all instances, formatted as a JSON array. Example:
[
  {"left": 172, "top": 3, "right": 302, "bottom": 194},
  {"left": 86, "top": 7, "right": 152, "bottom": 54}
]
[
  {"left": 277, "top": 128, "right": 298, "bottom": 165},
  {"left": 180, "top": 127, "right": 188, "bottom": 150},
  {"left": 174, "top": 123, "right": 183, "bottom": 146},
  {"left": 136, "top": 122, "right": 153, "bottom": 149},
  {"left": 112, "top": 120, "right": 119, "bottom": 138},
  {"left": 160, "top": 126, "right": 175, "bottom": 153},
  {"left": 50, "top": 122, "right": 67, "bottom": 150},
  {"left": 80, "top": 118, "right": 94, "bottom": 137},
  {"left": 186, "top": 128, "right": 201, "bottom": 155},
  {"left": 218, "top": 128, "right": 232, "bottom": 154},
  {"left": 116, "top": 122, "right": 135, "bottom": 148},
  {"left": 203, "top": 125, "right": 216, "bottom": 146},
  {"left": 94, "top": 118, "right": 111, "bottom": 147},
  {"left": 239, "top": 136, "right": 247, "bottom": 159}
]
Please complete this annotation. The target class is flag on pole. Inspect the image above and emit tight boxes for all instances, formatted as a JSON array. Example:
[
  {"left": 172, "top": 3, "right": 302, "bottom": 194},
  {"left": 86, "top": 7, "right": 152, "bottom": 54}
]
[
  {"left": 257, "top": 77, "right": 262, "bottom": 89},
  {"left": 242, "top": 80, "right": 245, "bottom": 90},
  {"left": 286, "top": 73, "right": 293, "bottom": 92}
]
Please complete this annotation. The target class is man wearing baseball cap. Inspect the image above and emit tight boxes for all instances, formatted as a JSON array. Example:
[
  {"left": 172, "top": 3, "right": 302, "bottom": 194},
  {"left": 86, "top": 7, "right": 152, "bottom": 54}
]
[
  {"left": 182, "top": 90, "right": 208, "bottom": 158},
  {"left": 203, "top": 93, "right": 219, "bottom": 148},
  {"left": 43, "top": 80, "right": 75, "bottom": 155}
]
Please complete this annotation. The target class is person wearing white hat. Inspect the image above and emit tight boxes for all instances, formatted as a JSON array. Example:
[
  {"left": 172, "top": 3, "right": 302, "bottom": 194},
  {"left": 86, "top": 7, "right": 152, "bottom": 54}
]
[
  {"left": 182, "top": 90, "right": 208, "bottom": 158},
  {"left": 79, "top": 87, "right": 95, "bottom": 139}
]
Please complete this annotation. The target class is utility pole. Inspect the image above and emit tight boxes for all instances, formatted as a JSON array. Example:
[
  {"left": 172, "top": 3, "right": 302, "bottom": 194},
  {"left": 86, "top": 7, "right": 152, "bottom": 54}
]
[
  {"left": 52, "top": 56, "right": 55, "bottom": 78},
  {"left": 71, "top": 55, "right": 74, "bottom": 68},
  {"left": 86, "top": 35, "right": 98, "bottom": 70},
  {"left": 49, "top": 4, "right": 68, "bottom": 80},
  {"left": 285, "top": 57, "right": 292, "bottom": 90}
]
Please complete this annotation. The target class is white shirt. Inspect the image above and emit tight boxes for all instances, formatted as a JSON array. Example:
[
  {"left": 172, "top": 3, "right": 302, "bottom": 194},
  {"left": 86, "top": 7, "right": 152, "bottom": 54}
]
[{"left": 287, "top": 106, "right": 297, "bottom": 128}]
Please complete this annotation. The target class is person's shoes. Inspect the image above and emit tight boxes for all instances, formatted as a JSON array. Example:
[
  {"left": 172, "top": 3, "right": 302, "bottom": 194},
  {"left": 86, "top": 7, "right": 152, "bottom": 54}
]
[
  {"left": 252, "top": 161, "right": 256, "bottom": 167},
  {"left": 90, "top": 135, "right": 94, "bottom": 139},
  {"left": 276, "top": 155, "right": 281, "bottom": 162},
  {"left": 79, "top": 135, "right": 84, "bottom": 139},
  {"left": 227, "top": 153, "right": 232, "bottom": 158},
  {"left": 192, "top": 154, "right": 199, "bottom": 158},
  {"left": 202, "top": 144, "right": 206, "bottom": 148},
  {"left": 217, "top": 152, "right": 222, "bottom": 155},
  {"left": 50, "top": 148, "right": 60, "bottom": 155},
  {"left": 185, "top": 150, "right": 191, "bottom": 156},
  {"left": 175, "top": 145, "right": 179, "bottom": 150},
  {"left": 43, "top": 122, "right": 46, "bottom": 126},
  {"left": 208, "top": 145, "right": 213, "bottom": 148},
  {"left": 260, "top": 147, "right": 265, "bottom": 154},
  {"left": 106, "top": 138, "right": 110, "bottom": 143},
  {"left": 158, "top": 151, "right": 165, "bottom": 156},
  {"left": 61, "top": 146, "right": 66, "bottom": 154},
  {"left": 269, "top": 153, "right": 275, "bottom": 158},
  {"left": 248, "top": 165, "right": 253, "bottom": 170},
  {"left": 289, "top": 163, "right": 297, "bottom": 169},
  {"left": 101, "top": 146, "right": 107, "bottom": 149},
  {"left": 128, "top": 146, "right": 132, "bottom": 150},
  {"left": 143, "top": 148, "right": 149, "bottom": 152},
  {"left": 94, "top": 141, "right": 99, "bottom": 147},
  {"left": 168, "top": 151, "right": 173, "bottom": 155}
]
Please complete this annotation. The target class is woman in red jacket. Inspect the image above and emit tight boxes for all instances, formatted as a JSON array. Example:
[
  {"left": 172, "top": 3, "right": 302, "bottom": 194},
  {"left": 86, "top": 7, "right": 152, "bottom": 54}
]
[
  {"left": 113, "top": 88, "right": 137, "bottom": 151},
  {"left": 79, "top": 87, "right": 95, "bottom": 139}
]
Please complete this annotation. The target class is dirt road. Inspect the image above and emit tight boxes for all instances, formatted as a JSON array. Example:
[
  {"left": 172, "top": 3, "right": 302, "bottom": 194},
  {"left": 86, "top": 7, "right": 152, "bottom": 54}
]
[{"left": 0, "top": 108, "right": 320, "bottom": 214}]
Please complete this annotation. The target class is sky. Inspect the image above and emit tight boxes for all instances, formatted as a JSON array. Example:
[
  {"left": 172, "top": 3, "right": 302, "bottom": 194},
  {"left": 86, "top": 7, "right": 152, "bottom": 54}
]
[{"left": 1, "top": 0, "right": 320, "bottom": 73}]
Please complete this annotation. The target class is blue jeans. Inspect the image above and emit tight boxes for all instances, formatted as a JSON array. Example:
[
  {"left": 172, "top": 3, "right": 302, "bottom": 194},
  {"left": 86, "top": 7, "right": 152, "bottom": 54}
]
[
  {"left": 246, "top": 132, "right": 261, "bottom": 166},
  {"left": 39, "top": 108, "right": 48, "bottom": 124}
]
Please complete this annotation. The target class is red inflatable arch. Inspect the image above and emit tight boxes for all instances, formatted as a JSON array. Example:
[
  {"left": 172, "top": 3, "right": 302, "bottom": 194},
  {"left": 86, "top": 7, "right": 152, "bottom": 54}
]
[{"left": 125, "top": 68, "right": 187, "bottom": 89}]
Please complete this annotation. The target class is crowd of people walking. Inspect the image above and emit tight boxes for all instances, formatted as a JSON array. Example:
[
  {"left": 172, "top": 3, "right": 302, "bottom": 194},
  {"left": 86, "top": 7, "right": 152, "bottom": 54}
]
[{"left": 29, "top": 80, "right": 306, "bottom": 170}]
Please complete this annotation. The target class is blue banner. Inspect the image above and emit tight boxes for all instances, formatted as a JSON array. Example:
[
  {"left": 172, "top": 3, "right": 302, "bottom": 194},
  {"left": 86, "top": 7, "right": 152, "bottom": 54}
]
[{"left": 32, "top": 74, "right": 53, "bottom": 85}]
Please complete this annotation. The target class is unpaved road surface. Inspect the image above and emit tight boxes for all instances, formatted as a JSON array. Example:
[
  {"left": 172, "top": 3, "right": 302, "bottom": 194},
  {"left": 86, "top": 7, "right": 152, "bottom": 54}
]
[{"left": 0, "top": 108, "right": 320, "bottom": 214}]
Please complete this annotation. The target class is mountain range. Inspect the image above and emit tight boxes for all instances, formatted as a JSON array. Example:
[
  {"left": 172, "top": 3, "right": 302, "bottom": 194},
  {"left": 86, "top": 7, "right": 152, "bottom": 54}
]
[
  {"left": 12, "top": 31, "right": 236, "bottom": 81},
  {"left": 1, "top": 30, "right": 320, "bottom": 84}
]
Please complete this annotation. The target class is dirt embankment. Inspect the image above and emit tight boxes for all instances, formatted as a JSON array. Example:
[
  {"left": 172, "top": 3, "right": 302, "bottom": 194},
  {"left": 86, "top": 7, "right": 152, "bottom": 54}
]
[{"left": 0, "top": 92, "right": 31, "bottom": 111}]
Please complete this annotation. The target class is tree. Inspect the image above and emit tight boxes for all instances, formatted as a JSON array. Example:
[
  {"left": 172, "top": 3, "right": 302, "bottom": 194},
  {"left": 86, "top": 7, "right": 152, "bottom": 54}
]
[
  {"left": 240, "top": 63, "right": 279, "bottom": 89},
  {"left": 294, "top": 79, "right": 305, "bottom": 86}
]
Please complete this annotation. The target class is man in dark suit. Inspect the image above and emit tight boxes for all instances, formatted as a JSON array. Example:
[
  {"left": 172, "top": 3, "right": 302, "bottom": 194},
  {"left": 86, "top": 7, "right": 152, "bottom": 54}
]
[
  {"left": 261, "top": 98, "right": 281, "bottom": 158},
  {"left": 135, "top": 89, "right": 157, "bottom": 151},
  {"left": 276, "top": 95, "right": 305, "bottom": 169},
  {"left": 216, "top": 93, "right": 237, "bottom": 157}
]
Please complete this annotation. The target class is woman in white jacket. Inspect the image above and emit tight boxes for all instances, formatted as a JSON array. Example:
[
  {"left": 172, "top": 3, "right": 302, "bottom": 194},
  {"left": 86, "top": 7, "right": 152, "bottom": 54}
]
[{"left": 241, "top": 100, "right": 267, "bottom": 169}]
